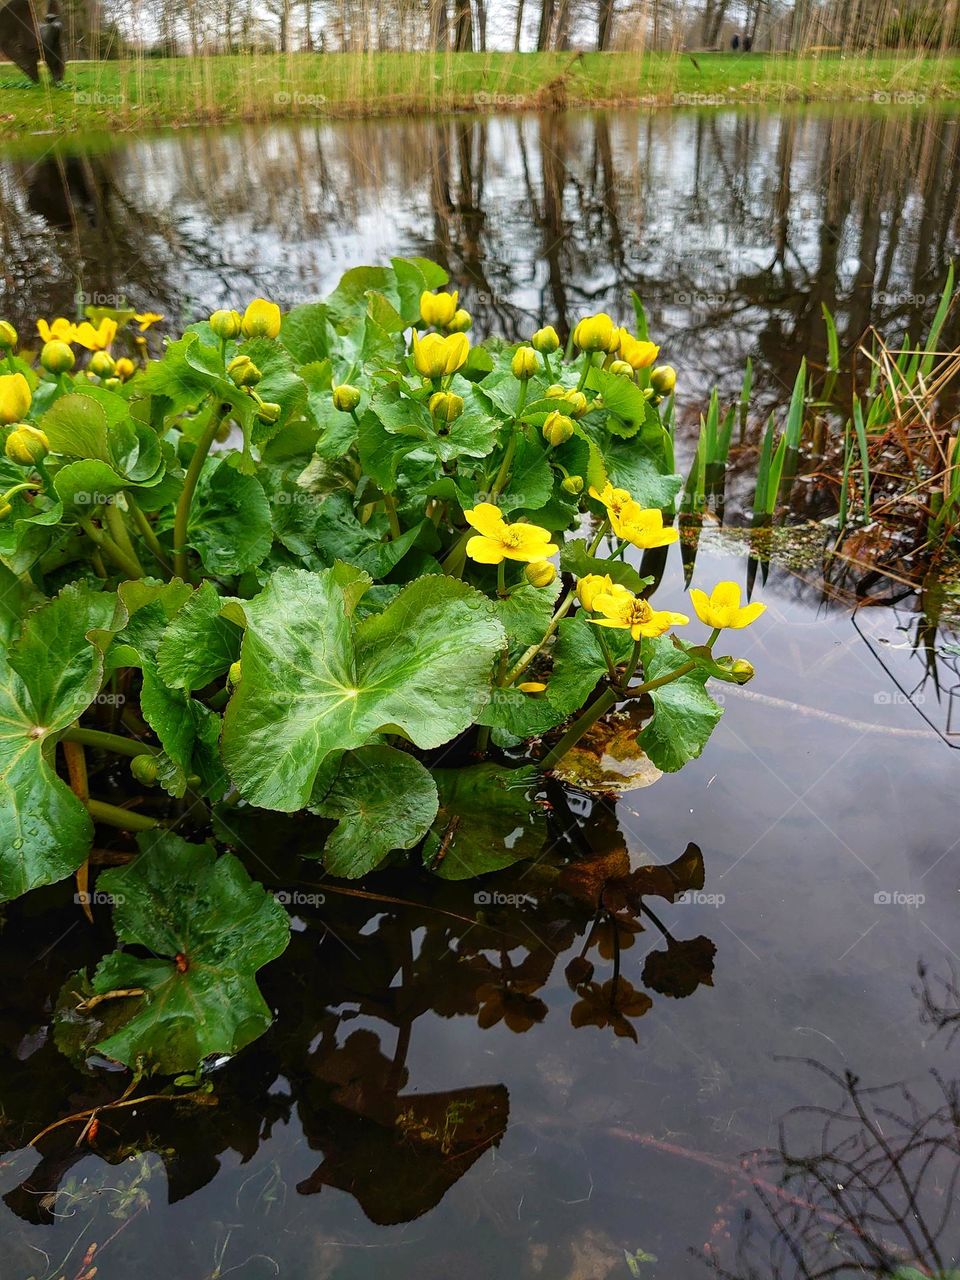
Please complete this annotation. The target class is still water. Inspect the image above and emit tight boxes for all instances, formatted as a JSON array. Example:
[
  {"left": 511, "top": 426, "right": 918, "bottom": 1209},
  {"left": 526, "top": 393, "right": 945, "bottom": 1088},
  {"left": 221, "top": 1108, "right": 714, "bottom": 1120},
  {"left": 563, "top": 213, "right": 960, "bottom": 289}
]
[{"left": 1, "top": 107, "right": 959, "bottom": 1278}]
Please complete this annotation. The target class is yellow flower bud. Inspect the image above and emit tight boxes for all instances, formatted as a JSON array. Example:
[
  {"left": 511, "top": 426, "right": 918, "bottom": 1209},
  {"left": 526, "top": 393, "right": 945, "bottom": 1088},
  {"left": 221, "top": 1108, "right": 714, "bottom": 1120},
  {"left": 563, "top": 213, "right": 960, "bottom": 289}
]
[
  {"left": 88, "top": 351, "right": 115, "bottom": 378},
  {"left": 447, "top": 308, "right": 472, "bottom": 333},
  {"left": 576, "top": 573, "right": 617, "bottom": 612},
  {"left": 543, "top": 411, "right": 574, "bottom": 446},
  {"left": 616, "top": 331, "right": 660, "bottom": 371},
  {"left": 545, "top": 384, "right": 566, "bottom": 399},
  {"left": 241, "top": 298, "right": 282, "bottom": 340},
  {"left": 257, "top": 400, "right": 281, "bottom": 424},
  {"left": 40, "top": 340, "right": 75, "bottom": 374},
  {"left": 228, "top": 354, "right": 262, "bottom": 387},
  {"left": 228, "top": 660, "right": 242, "bottom": 687},
  {"left": 332, "top": 384, "right": 361, "bottom": 413},
  {"left": 104, "top": 378, "right": 122, "bottom": 391},
  {"left": 429, "top": 391, "right": 464, "bottom": 423},
  {"left": 608, "top": 359, "right": 635, "bottom": 378},
  {"left": 572, "top": 313, "right": 618, "bottom": 354},
  {"left": 114, "top": 357, "right": 136, "bottom": 382},
  {"left": 419, "top": 290, "right": 459, "bottom": 328},
  {"left": 5, "top": 424, "right": 48, "bottom": 466},
  {"left": 561, "top": 474, "right": 584, "bottom": 496},
  {"left": 0, "top": 373, "right": 31, "bottom": 425},
  {"left": 518, "top": 681, "right": 547, "bottom": 696},
  {"left": 210, "top": 309, "right": 243, "bottom": 341},
  {"left": 650, "top": 365, "right": 677, "bottom": 396},
  {"left": 532, "top": 325, "right": 560, "bottom": 354},
  {"left": 524, "top": 560, "right": 557, "bottom": 588},
  {"left": 0, "top": 321, "right": 17, "bottom": 350},
  {"left": 563, "top": 389, "right": 588, "bottom": 418},
  {"left": 412, "top": 331, "right": 469, "bottom": 379},
  {"left": 130, "top": 754, "right": 160, "bottom": 787},
  {"left": 511, "top": 345, "right": 539, "bottom": 380}
]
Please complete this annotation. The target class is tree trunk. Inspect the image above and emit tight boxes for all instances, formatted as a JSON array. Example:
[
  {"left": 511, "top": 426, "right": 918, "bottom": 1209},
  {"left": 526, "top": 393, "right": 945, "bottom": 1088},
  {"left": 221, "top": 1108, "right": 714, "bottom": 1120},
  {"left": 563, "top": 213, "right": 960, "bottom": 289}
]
[
  {"left": 513, "top": 0, "right": 524, "bottom": 50},
  {"left": 597, "top": 0, "right": 615, "bottom": 50},
  {"left": 453, "top": 0, "right": 472, "bottom": 51},
  {"left": 474, "top": 0, "right": 487, "bottom": 51},
  {"left": 536, "top": 0, "right": 554, "bottom": 51},
  {"left": 430, "top": 0, "right": 449, "bottom": 48},
  {"left": 554, "top": 0, "right": 570, "bottom": 49}
]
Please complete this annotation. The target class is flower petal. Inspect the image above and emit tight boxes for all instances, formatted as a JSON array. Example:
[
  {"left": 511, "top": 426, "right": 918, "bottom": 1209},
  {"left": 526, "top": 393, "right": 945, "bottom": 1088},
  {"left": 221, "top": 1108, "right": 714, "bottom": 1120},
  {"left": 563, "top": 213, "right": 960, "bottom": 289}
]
[
  {"left": 465, "top": 534, "right": 505, "bottom": 564},
  {"left": 464, "top": 502, "right": 506, "bottom": 537}
]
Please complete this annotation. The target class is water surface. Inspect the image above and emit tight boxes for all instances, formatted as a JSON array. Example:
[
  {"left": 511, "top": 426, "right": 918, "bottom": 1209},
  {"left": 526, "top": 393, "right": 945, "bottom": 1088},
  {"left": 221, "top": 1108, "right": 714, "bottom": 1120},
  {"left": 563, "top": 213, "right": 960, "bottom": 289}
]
[{"left": 0, "top": 106, "right": 959, "bottom": 1279}]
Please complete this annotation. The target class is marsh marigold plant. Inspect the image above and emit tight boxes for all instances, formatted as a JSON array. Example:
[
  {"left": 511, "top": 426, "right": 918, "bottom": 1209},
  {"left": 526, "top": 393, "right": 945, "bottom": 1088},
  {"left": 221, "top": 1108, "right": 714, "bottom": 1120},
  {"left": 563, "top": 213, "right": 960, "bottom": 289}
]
[{"left": 0, "top": 263, "right": 765, "bottom": 1078}]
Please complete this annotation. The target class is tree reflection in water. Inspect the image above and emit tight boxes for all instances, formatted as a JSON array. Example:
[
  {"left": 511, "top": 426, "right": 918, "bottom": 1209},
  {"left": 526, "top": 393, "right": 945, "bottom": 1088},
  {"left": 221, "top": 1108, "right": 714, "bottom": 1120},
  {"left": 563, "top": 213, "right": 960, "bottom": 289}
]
[
  {"left": 1, "top": 107, "right": 959, "bottom": 404},
  {"left": 0, "top": 773, "right": 715, "bottom": 1234}
]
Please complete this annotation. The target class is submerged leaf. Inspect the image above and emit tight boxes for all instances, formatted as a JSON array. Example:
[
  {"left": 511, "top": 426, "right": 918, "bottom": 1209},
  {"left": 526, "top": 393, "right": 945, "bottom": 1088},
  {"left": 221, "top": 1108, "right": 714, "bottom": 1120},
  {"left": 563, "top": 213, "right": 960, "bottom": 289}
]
[{"left": 91, "top": 832, "right": 290, "bottom": 1074}]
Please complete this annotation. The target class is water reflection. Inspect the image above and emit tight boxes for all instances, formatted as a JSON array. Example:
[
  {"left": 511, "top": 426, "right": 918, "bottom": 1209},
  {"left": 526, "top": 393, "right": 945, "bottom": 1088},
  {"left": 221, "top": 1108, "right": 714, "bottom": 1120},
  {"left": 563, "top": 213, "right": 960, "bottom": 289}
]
[{"left": 2, "top": 106, "right": 960, "bottom": 404}]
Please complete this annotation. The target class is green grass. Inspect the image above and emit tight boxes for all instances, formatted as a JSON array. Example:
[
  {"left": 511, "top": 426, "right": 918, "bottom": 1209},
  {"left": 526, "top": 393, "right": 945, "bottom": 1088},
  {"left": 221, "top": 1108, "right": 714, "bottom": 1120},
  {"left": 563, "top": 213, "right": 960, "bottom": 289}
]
[{"left": 1, "top": 50, "right": 959, "bottom": 141}]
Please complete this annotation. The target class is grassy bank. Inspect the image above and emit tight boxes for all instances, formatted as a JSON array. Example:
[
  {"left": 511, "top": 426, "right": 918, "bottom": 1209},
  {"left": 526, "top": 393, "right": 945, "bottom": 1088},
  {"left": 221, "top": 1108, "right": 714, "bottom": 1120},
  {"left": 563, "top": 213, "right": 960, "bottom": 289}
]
[{"left": 1, "top": 50, "right": 959, "bottom": 139}]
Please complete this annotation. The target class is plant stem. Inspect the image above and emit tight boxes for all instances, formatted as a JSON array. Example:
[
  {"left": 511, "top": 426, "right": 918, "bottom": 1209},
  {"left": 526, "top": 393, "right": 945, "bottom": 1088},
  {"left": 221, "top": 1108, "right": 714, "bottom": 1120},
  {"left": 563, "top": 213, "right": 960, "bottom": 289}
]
[
  {"left": 383, "top": 492, "right": 402, "bottom": 539},
  {"left": 78, "top": 517, "right": 143, "bottom": 580},
  {"left": 173, "top": 404, "right": 228, "bottom": 580},
  {"left": 539, "top": 639, "right": 643, "bottom": 771},
  {"left": 504, "top": 518, "right": 610, "bottom": 686},
  {"left": 127, "top": 495, "right": 173, "bottom": 575},
  {"left": 104, "top": 501, "right": 144, "bottom": 577},
  {"left": 0, "top": 481, "right": 41, "bottom": 505},
  {"left": 64, "top": 726, "right": 158, "bottom": 758},
  {"left": 490, "top": 380, "right": 528, "bottom": 500},
  {"left": 497, "top": 560, "right": 507, "bottom": 597},
  {"left": 86, "top": 799, "right": 159, "bottom": 831},
  {"left": 576, "top": 351, "right": 593, "bottom": 392}
]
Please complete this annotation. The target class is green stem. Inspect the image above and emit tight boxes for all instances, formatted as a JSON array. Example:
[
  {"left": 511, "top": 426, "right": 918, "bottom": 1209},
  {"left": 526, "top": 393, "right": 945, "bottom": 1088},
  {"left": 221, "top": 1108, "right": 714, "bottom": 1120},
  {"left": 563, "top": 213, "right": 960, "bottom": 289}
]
[
  {"left": 63, "top": 726, "right": 158, "bottom": 758},
  {"left": 0, "top": 481, "right": 41, "bottom": 505},
  {"left": 497, "top": 560, "right": 507, "bottom": 597},
  {"left": 86, "top": 798, "right": 159, "bottom": 831},
  {"left": 206, "top": 686, "right": 231, "bottom": 710},
  {"left": 539, "top": 640, "right": 643, "bottom": 771},
  {"left": 576, "top": 351, "right": 593, "bottom": 392},
  {"left": 127, "top": 495, "right": 173, "bottom": 575},
  {"left": 383, "top": 492, "right": 402, "bottom": 540},
  {"left": 596, "top": 629, "right": 620, "bottom": 685},
  {"left": 490, "top": 381, "right": 529, "bottom": 500},
  {"left": 104, "top": 502, "right": 144, "bottom": 577},
  {"left": 504, "top": 518, "right": 610, "bottom": 686},
  {"left": 173, "top": 405, "right": 228, "bottom": 580},
  {"left": 78, "top": 517, "right": 143, "bottom": 580}
]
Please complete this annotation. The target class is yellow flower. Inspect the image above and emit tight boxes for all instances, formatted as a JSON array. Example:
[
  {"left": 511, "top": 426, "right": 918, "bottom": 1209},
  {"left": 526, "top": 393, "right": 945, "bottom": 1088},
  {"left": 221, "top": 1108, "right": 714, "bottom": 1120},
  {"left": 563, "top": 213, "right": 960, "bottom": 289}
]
[
  {"left": 210, "top": 309, "right": 243, "bottom": 340},
  {"left": 689, "top": 581, "right": 766, "bottom": 630},
  {"left": 5, "top": 424, "right": 48, "bottom": 465},
  {"left": 0, "top": 372, "right": 31, "bottom": 425},
  {"left": 525, "top": 560, "right": 556, "bottom": 588},
  {"left": 447, "top": 308, "right": 472, "bottom": 333},
  {"left": 588, "top": 482, "right": 635, "bottom": 528},
  {"left": 241, "top": 299, "right": 282, "bottom": 340},
  {"left": 615, "top": 504, "right": 679, "bottom": 550},
  {"left": 114, "top": 357, "right": 136, "bottom": 381},
  {"left": 73, "top": 318, "right": 117, "bottom": 351},
  {"left": 576, "top": 573, "right": 629, "bottom": 612},
  {"left": 572, "top": 313, "right": 619, "bottom": 354},
  {"left": 464, "top": 502, "right": 558, "bottom": 565},
  {"left": 651, "top": 365, "right": 677, "bottom": 395},
  {"left": 532, "top": 325, "right": 559, "bottom": 354},
  {"left": 615, "top": 330, "right": 660, "bottom": 370},
  {"left": 133, "top": 311, "right": 164, "bottom": 332},
  {"left": 412, "top": 330, "right": 469, "bottom": 378},
  {"left": 37, "top": 317, "right": 76, "bottom": 344},
  {"left": 511, "top": 345, "right": 539, "bottom": 380},
  {"left": 0, "top": 321, "right": 17, "bottom": 349},
  {"left": 590, "top": 590, "right": 689, "bottom": 641},
  {"left": 420, "top": 290, "right": 459, "bottom": 328}
]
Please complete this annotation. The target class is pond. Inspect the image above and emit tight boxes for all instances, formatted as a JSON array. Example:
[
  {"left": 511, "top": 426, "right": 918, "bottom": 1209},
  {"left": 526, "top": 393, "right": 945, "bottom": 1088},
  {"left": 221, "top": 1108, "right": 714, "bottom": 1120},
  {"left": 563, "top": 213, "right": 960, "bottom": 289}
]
[{"left": 1, "top": 106, "right": 959, "bottom": 1279}]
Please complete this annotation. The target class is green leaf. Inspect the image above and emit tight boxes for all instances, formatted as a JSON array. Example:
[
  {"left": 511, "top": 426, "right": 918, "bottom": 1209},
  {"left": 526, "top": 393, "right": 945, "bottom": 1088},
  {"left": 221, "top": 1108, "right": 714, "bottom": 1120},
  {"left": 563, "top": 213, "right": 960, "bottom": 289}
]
[
  {"left": 0, "top": 584, "right": 117, "bottom": 900},
  {"left": 604, "top": 440, "right": 683, "bottom": 510},
  {"left": 280, "top": 303, "right": 333, "bottom": 365},
  {"left": 559, "top": 540, "right": 653, "bottom": 594},
  {"left": 586, "top": 368, "right": 657, "bottom": 437},
  {"left": 156, "top": 581, "right": 242, "bottom": 693},
  {"left": 311, "top": 745, "right": 439, "bottom": 876},
  {"left": 423, "top": 764, "right": 546, "bottom": 880},
  {"left": 493, "top": 579, "right": 561, "bottom": 649},
  {"left": 547, "top": 615, "right": 632, "bottom": 716},
  {"left": 239, "top": 338, "right": 308, "bottom": 443},
  {"left": 92, "top": 832, "right": 290, "bottom": 1074},
  {"left": 313, "top": 492, "right": 424, "bottom": 578},
  {"left": 187, "top": 458, "right": 273, "bottom": 577},
  {"left": 222, "top": 568, "right": 505, "bottom": 811},
  {"left": 637, "top": 636, "right": 722, "bottom": 772}
]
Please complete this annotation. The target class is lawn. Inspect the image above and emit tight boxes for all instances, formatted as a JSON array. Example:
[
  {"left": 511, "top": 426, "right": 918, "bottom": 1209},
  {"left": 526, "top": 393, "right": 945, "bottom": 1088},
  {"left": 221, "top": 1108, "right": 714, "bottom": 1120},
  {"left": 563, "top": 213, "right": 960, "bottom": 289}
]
[{"left": 0, "top": 50, "right": 958, "bottom": 140}]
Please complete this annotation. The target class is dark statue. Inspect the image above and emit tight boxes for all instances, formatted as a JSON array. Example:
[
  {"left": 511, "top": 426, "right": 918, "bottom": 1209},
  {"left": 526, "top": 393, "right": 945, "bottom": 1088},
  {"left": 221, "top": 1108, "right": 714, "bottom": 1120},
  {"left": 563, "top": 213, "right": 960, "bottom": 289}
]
[{"left": 0, "top": 0, "right": 64, "bottom": 83}]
